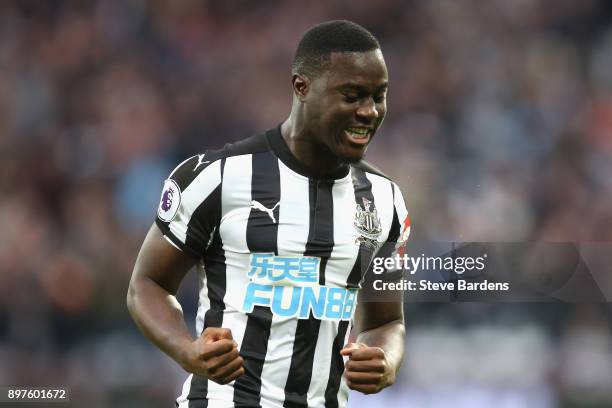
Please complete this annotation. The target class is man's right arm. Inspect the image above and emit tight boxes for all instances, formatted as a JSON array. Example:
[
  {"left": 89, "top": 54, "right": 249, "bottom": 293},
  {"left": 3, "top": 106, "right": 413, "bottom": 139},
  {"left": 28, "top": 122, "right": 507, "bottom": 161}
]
[{"left": 127, "top": 223, "right": 244, "bottom": 384}]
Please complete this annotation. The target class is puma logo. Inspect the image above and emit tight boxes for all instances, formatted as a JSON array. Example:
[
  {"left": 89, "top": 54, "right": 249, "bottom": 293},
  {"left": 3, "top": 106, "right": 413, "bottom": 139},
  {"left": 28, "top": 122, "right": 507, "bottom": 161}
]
[
  {"left": 250, "top": 200, "right": 280, "bottom": 224},
  {"left": 194, "top": 154, "right": 210, "bottom": 171}
]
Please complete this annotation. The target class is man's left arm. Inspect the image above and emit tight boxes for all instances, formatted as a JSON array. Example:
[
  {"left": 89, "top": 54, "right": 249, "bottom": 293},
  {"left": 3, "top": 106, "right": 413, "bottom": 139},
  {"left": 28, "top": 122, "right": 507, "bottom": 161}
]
[
  {"left": 341, "top": 298, "right": 405, "bottom": 394},
  {"left": 342, "top": 180, "right": 409, "bottom": 394}
]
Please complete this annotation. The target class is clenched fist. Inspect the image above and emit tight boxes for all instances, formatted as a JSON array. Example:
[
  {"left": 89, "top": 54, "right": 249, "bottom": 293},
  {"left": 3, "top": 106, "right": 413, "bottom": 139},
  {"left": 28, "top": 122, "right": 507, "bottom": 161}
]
[
  {"left": 340, "top": 342, "right": 395, "bottom": 394},
  {"left": 179, "top": 327, "right": 245, "bottom": 384}
]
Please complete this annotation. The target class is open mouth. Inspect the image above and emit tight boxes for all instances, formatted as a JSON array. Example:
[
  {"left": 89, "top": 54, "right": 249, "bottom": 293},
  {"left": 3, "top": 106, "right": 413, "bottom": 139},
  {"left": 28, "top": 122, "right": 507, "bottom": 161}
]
[{"left": 344, "top": 127, "right": 372, "bottom": 146}]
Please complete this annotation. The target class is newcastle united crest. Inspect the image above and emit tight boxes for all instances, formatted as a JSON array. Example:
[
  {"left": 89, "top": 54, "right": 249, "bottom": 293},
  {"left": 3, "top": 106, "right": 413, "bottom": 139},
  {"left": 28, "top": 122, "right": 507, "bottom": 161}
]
[{"left": 354, "top": 197, "right": 382, "bottom": 250}]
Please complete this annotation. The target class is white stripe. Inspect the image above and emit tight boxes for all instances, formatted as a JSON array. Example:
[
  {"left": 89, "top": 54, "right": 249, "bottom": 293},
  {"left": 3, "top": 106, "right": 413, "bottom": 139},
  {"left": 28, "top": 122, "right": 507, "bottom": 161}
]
[
  {"left": 393, "top": 182, "right": 410, "bottom": 240},
  {"left": 167, "top": 160, "right": 222, "bottom": 245},
  {"left": 323, "top": 175, "right": 360, "bottom": 287},
  {"left": 206, "top": 311, "right": 249, "bottom": 401},
  {"left": 259, "top": 160, "right": 310, "bottom": 406},
  {"left": 276, "top": 160, "right": 311, "bottom": 256},
  {"left": 304, "top": 175, "right": 357, "bottom": 406},
  {"left": 307, "top": 320, "right": 338, "bottom": 407},
  {"left": 176, "top": 374, "right": 193, "bottom": 407},
  {"left": 337, "top": 366, "right": 350, "bottom": 407},
  {"left": 175, "top": 160, "right": 224, "bottom": 404},
  {"left": 260, "top": 316, "right": 299, "bottom": 407},
  {"left": 219, "top": 153, "right": 253, "bottom": 320},
  {"left": 194, "top": 262, "right": 211, "bottom": 336},
  {"left": 365, "top": 173, "right": 395, "bottom": 244},
  {"left": 336, "top": 323, "right": 352, "bottom": 408},
  {"left": 219, "top": 155, "right": 252, "bottom": 254},
  {"left": 201, "top": 154, "right": 254, "bottom": 401},
  {"left": 393, "top": 183, "right": 408, "bottom": 221}
]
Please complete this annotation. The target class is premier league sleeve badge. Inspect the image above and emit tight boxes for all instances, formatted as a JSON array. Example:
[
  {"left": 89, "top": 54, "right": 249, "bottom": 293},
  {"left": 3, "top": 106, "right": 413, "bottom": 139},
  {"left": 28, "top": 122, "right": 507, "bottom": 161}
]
[{"left": 157, "top": 179, "right": 181, "bottom": 222}]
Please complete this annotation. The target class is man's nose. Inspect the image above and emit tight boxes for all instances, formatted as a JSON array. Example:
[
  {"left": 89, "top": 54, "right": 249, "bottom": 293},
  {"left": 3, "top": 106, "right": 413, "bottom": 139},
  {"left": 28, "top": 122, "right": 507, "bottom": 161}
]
[{"left": 356, "top": 98, "right": 379, "bottom": 122}]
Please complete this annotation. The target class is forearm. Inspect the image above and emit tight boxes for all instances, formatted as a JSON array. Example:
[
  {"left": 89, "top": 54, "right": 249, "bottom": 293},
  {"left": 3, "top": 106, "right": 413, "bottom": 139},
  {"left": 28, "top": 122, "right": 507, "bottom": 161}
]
[
  {"left": 127, "top": 276, "right": 193, "bottom": 366},
  {"left": 355, "top": 318, "right": 405, "bottom": 372}
]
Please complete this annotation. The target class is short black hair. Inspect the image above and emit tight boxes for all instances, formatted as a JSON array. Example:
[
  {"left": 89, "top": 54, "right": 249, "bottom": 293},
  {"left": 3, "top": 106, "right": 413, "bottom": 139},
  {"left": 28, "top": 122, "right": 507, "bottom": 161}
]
[{"left": 292, "top": 20, "right": 381, "bottom": 78}]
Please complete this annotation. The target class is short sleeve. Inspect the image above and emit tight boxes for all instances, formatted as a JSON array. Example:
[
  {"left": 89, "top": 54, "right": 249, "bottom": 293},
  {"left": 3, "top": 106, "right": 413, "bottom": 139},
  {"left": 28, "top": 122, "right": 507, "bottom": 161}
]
[
  {"left": 373, "top": 182, "right": 411, "bottom": 278},
  {"left": 155, "top": 153, "right": 222, "bottom": 259},
  {"left": 390, "top": 182, "right": 410, "bottom": 255}
]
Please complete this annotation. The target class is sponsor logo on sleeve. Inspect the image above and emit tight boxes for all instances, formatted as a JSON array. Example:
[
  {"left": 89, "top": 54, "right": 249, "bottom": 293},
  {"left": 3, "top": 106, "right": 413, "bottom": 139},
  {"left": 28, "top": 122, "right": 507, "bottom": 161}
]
[{"left": 157, "top": 179, "right": 181, "bottom": 222}]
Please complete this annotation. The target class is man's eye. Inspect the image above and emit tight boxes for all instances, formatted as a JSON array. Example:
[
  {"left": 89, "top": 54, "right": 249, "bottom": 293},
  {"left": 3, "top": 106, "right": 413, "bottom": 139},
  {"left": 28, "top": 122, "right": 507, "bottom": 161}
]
[
  {"left": 343, "top": 94, "right": 359, "bottom": 103},
  {"left": 374, "top": 94, "right": 386, "bottom": 103}
]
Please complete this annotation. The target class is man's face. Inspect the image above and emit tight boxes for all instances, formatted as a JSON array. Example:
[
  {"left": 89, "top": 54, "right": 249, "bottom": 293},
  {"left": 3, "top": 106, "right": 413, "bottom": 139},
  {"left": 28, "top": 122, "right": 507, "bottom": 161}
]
[{"left": 300, "top": 49, "right": 388, "bottom": 163}]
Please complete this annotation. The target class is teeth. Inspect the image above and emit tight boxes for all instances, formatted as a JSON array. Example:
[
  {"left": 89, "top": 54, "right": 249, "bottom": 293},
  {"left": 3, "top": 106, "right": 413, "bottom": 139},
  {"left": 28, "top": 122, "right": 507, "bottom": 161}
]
[{"left": 346, "top": 128, "right": 370, "bottom": 138}]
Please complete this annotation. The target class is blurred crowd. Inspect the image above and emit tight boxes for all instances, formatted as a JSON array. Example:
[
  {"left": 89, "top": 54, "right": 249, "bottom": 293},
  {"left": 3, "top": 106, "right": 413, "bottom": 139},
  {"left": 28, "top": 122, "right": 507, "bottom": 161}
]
[{"left": 1, "top": 0, "right": 612, "bottom": 407}]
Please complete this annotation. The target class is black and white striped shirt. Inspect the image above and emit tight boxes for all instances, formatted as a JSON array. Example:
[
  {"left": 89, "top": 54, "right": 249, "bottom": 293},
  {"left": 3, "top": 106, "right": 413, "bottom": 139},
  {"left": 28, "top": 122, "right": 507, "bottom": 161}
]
[{"left": 156, "top": 126, "right": 410, "bottom": 408}]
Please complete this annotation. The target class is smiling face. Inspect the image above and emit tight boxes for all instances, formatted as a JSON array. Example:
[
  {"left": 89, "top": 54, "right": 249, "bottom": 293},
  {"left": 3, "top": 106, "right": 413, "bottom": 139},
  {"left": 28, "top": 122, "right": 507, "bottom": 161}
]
[{"left": 298, "top": 49, "right": 388, "bottom": 163}]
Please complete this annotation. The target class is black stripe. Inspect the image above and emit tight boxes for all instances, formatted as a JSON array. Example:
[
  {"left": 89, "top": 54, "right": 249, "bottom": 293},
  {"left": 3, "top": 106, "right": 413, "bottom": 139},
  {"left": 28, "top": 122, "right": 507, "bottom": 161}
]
[
  {"left": 282, "top": 316, "right": 321, "bottom": 408},
  {"left": 245, "top": 151, "right": 281, "bottom": 254},
  {"left": 187, "top": 310, "right": 220, "bottom": 407},
  {"left": 233, "top": 306, "right": 273, "bottom": 407},
  {"left": 371, "top": 183, "right": 402, "bottom": 280},
  {"left": 220, "top": 157, "right": 226, "bottom": 179},
  {"left": 187, "top": 254, "right": 227, "bottom": 406},
  {"left": 188, "top": 161, "right": 227, "bottom": 407},
  {"left": 347, "top": 168, "right": 376, "bottom": 288},
  {"left": 187, "top": 307, "right": 220, "bottom": 408},
  {"left": 187, "top": 337, "right": 209, "bottom": 408},
  {"left": 183, "top": 185, "right": 221, "bottom": 256},
  {"left": 306, "top": 179, "right": 334, "bottom": 285},
  {"left": 171, "top": 153, "right": 212, "bottom": 191},
  {"left": 387, "top": 184, "right": 401, "bottom": 243},
  {"left": 234, "top": 151, "right": 280, "bottom": 407},
  {"left": 324, "top": 320, "right": 350, "bottom": 408},
  {"left": 203, "top": 231, "right": 227, "bottom": 323},
  {"left": 283, "top": 179, "right": 335, "bottom": 408}
]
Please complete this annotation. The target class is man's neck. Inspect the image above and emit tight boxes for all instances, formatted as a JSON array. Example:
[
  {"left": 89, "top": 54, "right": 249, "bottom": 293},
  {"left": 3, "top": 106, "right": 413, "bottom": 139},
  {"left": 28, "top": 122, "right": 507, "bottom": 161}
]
[{"left": 280, "top": 119, "right": 349, "bottom": 178}]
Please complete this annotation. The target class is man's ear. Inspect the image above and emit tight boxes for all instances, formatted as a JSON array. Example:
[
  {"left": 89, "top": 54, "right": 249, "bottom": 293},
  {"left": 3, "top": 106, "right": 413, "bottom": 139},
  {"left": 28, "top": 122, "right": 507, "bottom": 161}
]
[{"left": 292, "top": 73, "right": 310, "bottom": 102}]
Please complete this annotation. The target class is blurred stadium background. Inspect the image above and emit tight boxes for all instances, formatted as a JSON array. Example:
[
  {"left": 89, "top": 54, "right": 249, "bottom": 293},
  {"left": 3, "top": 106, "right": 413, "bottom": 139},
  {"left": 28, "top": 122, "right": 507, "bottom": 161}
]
[{"left": 1, "top": 1, "right": 612, "bottom": 407}]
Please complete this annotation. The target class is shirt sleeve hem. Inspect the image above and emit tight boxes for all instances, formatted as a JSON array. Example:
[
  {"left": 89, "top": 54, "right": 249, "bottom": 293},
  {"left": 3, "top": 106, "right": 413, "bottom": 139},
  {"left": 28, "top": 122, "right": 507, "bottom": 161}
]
[{"left": 154, "top": 218, "right": 202, "bottom": 259}]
